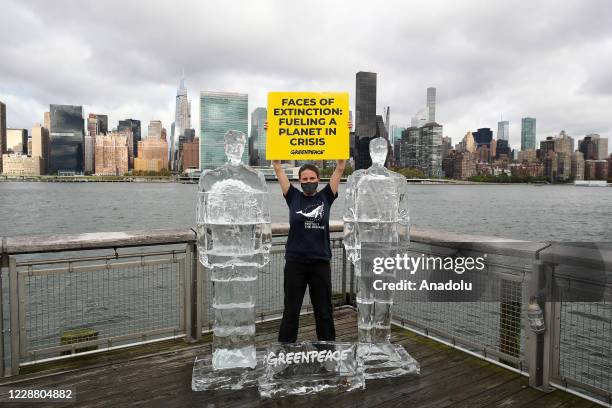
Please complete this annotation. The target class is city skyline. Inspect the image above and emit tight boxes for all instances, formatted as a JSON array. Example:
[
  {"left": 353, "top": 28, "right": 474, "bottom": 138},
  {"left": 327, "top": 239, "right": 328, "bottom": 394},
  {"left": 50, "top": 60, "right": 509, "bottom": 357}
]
[{"left": 1, "top": 1, "right": 612, "bottom": 154}]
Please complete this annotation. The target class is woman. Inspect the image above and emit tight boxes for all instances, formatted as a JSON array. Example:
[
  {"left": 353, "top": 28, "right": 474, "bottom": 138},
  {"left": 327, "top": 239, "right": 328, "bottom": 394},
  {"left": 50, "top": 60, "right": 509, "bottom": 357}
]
[{"left": 273, "top": 159, "right": 345, "bottom": 343}]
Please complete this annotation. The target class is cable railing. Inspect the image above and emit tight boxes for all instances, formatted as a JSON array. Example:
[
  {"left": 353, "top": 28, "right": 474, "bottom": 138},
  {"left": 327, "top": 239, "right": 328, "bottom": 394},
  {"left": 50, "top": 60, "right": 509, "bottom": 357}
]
[{"left": 1, "top": 224, "right": 610, "bottom": 405}]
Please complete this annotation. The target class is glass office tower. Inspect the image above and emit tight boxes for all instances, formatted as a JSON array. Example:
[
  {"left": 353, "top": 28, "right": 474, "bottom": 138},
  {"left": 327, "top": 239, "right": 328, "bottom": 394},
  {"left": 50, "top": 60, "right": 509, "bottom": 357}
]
[
  {"left": 497, "top": 120, "right": 509, "bottom": 141},
  {"left": 49, "top": 104, "right": 84, "bottom": 175},
  {"left": 249, "top": 107, "right": 267, "bottom": 166},
  {"left": 521, "top": 117, "right": 536, "bottom": 151},
  {"left": 427, "top": 87, "right": 436, "bottom": 124},
  {"left": 199, "top": 92, "right": 248, "bottom": 170}
]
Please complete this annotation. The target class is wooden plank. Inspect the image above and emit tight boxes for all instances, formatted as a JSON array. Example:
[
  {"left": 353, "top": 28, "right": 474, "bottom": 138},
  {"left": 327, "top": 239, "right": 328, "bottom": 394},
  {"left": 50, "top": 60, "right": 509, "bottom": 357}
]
[
  {"left": 481, "top": 386, "right": 551, "bottom": 407},
  {"left": 534, "top": 392, "right": 599, "bottom": 408},
  {"left": 446, "top": 376, "right": 530, "bottom": 407},
  {"left": 286, "top": 349, "right": 472, "bottom": 408},
  {"left": 375, "top": 359, "right": 498, "bottom": 407},
  {"left": 412, "top": 368, "right": 518, "bottom": 407}
]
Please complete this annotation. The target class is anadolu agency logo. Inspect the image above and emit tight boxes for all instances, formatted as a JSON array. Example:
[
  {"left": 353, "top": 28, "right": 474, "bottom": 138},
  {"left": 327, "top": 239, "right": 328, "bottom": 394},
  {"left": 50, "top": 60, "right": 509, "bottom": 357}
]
[{"left": 370, "top": 253, "right": 487, "bottom": 293}]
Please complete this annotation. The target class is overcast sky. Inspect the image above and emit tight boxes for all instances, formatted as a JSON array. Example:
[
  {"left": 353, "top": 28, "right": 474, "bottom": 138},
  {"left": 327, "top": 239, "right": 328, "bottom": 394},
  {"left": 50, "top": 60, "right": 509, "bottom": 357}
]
[{"left": 1, "top": 0, "right": 611, "bottom": 152}]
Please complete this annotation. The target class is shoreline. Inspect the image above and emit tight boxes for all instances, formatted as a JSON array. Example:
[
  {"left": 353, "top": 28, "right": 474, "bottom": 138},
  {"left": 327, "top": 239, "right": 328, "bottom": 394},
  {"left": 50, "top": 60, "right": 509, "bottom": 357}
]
[{"left": 0, "top": 176, "right": 607, "bottom": 186}]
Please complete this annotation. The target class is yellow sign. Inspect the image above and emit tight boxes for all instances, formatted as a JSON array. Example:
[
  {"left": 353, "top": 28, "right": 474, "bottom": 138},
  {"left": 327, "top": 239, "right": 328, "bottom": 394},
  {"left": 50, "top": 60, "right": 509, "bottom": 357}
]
[{"left": 266, "top": 92, "right": 349, "bottom": 160}]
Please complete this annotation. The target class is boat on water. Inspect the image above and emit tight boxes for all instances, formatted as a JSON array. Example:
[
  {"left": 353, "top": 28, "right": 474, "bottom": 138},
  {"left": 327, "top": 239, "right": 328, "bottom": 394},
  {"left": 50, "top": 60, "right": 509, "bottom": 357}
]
[{"left": 574, "top": 180, "right": 608, "bottom": 187}]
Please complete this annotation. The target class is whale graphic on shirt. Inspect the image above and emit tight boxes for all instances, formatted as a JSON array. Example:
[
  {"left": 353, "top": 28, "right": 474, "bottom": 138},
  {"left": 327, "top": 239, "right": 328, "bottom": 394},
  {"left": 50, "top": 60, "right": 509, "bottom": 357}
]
[{"left": 296, "top": 203, "right": 324, "bottom": 221}]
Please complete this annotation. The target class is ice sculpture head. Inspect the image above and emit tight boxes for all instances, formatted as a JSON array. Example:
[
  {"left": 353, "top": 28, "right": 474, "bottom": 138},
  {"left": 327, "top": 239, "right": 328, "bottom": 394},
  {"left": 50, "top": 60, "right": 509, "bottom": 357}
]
[
  {"left": 370, "top": 137, "right": 387, "bottom": 166},
  {"left": 224, "top": 130, "right": 246, "bottom": 165}
]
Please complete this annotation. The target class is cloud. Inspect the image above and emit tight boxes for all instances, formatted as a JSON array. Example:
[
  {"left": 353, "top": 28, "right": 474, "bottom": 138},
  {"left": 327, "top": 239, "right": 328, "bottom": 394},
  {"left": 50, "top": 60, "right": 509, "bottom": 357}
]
[{"left": 0, "top": 0, "right": 611, "bottom": 153}]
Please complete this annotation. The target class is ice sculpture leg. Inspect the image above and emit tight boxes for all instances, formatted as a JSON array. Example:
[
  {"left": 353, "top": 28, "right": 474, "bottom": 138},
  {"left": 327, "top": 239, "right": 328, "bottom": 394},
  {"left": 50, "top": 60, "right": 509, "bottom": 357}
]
[
  {"left": 355, "top": 261, "right": 374, "bottom": 343},
  {"left": 357, "top": 254, "right": 420, "bottom": 379},
  {"left": 192, "top": 264, "right": 266, "bottom": 391},
  {"left": 212, "top": 266, "right": 257, "bottom": 369}
]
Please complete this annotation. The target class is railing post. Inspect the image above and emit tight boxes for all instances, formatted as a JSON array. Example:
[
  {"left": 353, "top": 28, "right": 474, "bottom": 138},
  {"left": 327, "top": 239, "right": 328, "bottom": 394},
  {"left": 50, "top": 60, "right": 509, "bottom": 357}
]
[
  {"left": 341, "top": 247, "right": 348, "bottom": 305},
  {"left": 9, "top": 257, "right": 20, "bottom": 376},
  {"left": 0, "top": 238, "right": 6, "bottom": 377},
  {"left": 0, "top": 257, "right": 4, "bottom": 377},
  {"left": 183, "top": 244, "right": 192, "bottom": 341},
  {"left": 193, "top": 243, "right": 202, "bottom": 340},
  {"left": 184, "top": 242, "right": 201, "bottom": 342},
  {"left": 526, "top": 260, "right": 554, "bottom": 391}
]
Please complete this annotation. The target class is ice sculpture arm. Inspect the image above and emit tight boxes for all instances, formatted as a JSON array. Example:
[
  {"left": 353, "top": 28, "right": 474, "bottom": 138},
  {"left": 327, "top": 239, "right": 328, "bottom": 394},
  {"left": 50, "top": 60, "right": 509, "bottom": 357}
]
[
  {"left": 343, "top": 171, "right": 358, "bottom": 262},
  {"left": 196, "top": 169, "right": 211, "bottom": 226},
  {"left": 272, "top": 160, "right": 290, "bottom": 196},
  {"left": 397, "top": 176, "right": 410, "bottom": 243},
  {"left": 329, "top": 159, "right": 346, "bottom": 195}
]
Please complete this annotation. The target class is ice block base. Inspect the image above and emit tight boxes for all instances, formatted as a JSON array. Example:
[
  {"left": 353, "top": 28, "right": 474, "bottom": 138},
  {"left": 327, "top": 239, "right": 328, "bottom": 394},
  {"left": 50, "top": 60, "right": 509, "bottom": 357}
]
[
  {"left": 191, "top": 350, "right": 267, "bottom": 391},
  {"left": 358, "top": 343, "right": 420, "bottom": 380}
]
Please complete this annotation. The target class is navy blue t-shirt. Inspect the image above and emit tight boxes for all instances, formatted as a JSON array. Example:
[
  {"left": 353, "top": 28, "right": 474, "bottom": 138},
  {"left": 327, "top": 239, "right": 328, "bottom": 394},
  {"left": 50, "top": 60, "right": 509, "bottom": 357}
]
[{"left": 284, "top": 183, "right": 337, "bottom": 263}]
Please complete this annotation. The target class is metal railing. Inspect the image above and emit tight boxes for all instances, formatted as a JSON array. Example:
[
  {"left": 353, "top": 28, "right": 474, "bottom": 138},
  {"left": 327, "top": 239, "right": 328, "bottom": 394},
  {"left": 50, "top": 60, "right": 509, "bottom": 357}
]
[{"left": 1, "top": 224, "right": 610, "bottom": 406}]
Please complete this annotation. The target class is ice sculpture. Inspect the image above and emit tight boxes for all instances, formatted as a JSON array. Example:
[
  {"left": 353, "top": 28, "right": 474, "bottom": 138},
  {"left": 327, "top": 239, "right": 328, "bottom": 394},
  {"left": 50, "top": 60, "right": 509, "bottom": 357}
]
[
  {"left": 192, "top": 130, "right": 272, "bottom": 390},
  {"left": 343, "top": 137, "right": 420, "bottom": 379}
]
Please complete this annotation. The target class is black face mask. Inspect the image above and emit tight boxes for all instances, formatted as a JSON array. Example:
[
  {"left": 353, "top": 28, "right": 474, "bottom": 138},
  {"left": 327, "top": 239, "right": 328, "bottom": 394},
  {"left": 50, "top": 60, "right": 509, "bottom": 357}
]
[{"left": 301, "top": 182, "right": 318, "bottom": 195}]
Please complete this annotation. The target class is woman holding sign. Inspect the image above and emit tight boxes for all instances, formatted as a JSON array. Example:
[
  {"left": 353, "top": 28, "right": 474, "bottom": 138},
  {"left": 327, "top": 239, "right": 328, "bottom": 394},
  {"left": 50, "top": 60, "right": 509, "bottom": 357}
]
[
  {"left": 272, "top": 158, "right": 346, "bottom": 343},
  {"left": 266, "top": 118, "right": 349, "bottom": 343}
]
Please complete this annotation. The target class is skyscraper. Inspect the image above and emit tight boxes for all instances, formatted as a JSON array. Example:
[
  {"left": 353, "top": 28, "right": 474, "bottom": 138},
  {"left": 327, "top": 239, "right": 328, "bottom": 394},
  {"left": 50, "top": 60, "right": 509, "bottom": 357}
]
[
  {"left": 427, "top": 87, "right": 436, "bottom": 123},
  {"left": 402, "top": 123, "right": 443, "bottom": 177},
  {"left": 497, "top": 120, "right": 509, "bottom": 141},
  {"left": 249, "top": 107, "right": 267, "bottom": 166},
  {"left": 355, "top": 72, "right": 377, "bottom": 140},
  {"left": 87, "top": 114, "right": 108, "bottom": 137},
  {"left": 135, "top": 138, "right": 168, "bottom": 172},
  {"left": 171, "top": 72, "right": 192, "bottom": 170},
  {"left": 48, "top": 104, "right": 84, "bottom": 175},
  {"left": 94, "top": 132, "right": 129, "bottom": 175},
  {"left": 118, "top": 118, "right": 140, "bottom": 158},
  {"left": 148, "top": 120, "right": 163, "bottom": 139},
  {"left": 0, "top": 101, "right": 5, "bottom": 173},
  {"left": 31, "top": 123, "right": 49, "bottom": 174},
  {"left": 554, "top": 130, "right": 574, "bottom": 155},
  {"left": 86, "top": 114, "right": 109, "bottom": 174},
  {"left": 44, "top": 111, "right": 50, "bottom": 131},
  {"left": 199, "top": 91, "right": 248, "bottom": 170},
  {"left": 355, "top": 72, "right": 377, "bottom": 169},
  {"left": 521, "top": 117, "right": 536, "bottom": 151},
  {"left": 182, "top": 138, "right": 199, "bottom": 170},
  {"left": 579, "top": 134, "right": 608, "bottom": 160},
  {"left": 391, "top": 126, "right": 405, "bottom": 146},
  {"left": 421, "top": 122, "right": 443, "bottom": 177},
  {"left": 472, "top": 128, "right": 493, "bottom": 147}
]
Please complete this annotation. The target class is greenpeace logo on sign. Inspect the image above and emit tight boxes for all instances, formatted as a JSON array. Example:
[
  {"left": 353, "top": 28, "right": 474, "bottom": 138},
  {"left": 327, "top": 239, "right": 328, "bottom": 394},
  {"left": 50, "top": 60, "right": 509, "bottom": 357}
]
[{"left": 266, "top": 349, "right": 352, "bottom": 367}]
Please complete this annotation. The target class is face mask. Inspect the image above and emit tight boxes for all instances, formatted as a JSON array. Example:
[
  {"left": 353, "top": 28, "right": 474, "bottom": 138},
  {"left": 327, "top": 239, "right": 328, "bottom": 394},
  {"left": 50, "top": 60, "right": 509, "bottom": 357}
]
[{"left": 301, "top": 182, "right": 318, "bottom": 195}]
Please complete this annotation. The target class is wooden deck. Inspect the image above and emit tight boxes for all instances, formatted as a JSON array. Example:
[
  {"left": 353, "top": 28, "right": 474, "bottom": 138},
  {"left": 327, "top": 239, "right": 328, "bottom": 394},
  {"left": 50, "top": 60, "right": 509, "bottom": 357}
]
[{"left": 0, "top": 307, "right": 596, "bottom": 408}]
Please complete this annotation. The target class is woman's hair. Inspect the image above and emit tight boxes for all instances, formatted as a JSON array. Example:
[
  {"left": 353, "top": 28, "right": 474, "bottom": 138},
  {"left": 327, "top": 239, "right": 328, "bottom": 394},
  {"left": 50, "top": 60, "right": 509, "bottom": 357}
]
[{"left": 298, "top": 163, "right": 320, "bottom": 179}]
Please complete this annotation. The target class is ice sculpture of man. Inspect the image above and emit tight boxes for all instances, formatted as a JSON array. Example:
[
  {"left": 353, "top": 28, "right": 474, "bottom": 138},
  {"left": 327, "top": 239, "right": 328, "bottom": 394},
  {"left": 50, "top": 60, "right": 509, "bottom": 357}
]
[
  {"left": 343, "top": 137, "right": 418, "bottom": 378},
  {"left": 193, "top": 130, "right": 271, "bottom": 390}
]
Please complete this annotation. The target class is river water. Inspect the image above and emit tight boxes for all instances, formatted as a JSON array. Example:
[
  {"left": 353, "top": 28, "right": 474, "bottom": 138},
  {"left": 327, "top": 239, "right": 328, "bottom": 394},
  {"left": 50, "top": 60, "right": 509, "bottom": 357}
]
[{"left": 1, "top": 181, "right": 610, "bottom": 240}]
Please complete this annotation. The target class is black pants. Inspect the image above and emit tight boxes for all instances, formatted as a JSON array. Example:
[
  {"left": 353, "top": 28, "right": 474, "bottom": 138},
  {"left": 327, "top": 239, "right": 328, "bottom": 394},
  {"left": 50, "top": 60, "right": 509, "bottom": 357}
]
[{"left": 278, "top": 260, "right": 336, "bottom": 343}]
